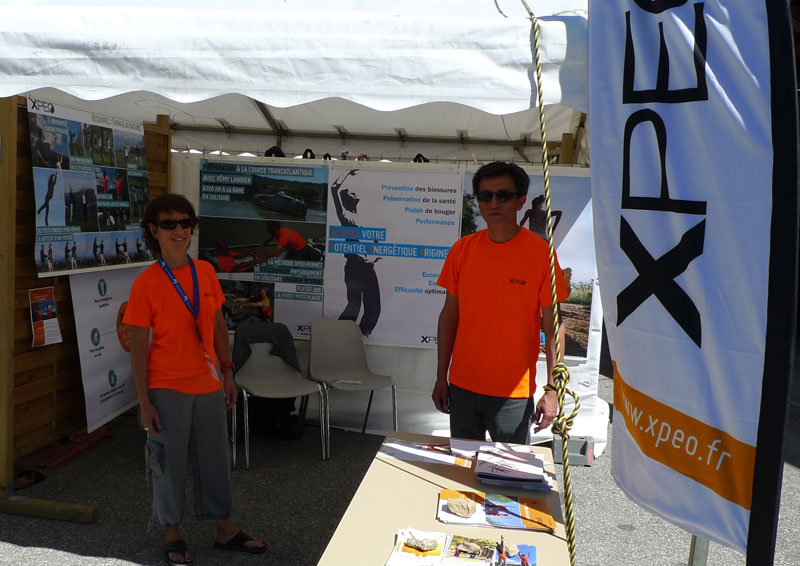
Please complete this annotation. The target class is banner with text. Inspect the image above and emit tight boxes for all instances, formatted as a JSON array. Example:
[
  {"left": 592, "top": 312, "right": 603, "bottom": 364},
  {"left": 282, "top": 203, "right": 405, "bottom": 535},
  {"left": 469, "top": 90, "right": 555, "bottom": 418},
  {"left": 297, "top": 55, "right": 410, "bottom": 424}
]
[
  {"left": 70, "top": 267, "right": 145, "bottom": 432},
  {"left": 28, "top": 97, "right": 151, "bottom": 276},
  {"left": 324, "top": 166, "right": 461, "bottom": 345},
  {"left": 197, "top": 158, "right": 328, "bottom": 337},
  {"left": 589, "top": 0, "right": 797, "bottom": 554}
]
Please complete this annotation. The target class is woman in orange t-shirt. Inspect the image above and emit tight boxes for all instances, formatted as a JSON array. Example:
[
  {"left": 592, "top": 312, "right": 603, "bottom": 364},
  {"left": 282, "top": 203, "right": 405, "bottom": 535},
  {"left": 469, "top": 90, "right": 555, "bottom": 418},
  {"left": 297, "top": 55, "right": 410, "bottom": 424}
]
[{"left": 124, "top": 195, "right": 265, "bottom": 565}]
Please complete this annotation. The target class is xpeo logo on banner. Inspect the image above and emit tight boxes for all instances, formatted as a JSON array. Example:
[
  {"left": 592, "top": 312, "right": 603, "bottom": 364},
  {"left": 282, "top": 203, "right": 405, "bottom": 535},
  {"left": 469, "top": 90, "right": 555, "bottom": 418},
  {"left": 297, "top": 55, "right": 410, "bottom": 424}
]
[
  {"left": 29, "top": 97, "right": 55, "bottom": 114},
  {"left": 589, "top": 0, "right": 795, "bottom": 554},
  {"left": 617, "top": 2, "right": 708, "bottom": 347}
]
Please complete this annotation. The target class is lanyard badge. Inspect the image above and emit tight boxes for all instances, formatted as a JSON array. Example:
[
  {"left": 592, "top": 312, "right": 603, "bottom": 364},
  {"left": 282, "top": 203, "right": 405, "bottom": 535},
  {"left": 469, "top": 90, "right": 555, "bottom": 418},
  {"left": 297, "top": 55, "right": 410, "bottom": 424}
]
[{"left": 158, "top": 257, "right": 220, "bottom": 381}]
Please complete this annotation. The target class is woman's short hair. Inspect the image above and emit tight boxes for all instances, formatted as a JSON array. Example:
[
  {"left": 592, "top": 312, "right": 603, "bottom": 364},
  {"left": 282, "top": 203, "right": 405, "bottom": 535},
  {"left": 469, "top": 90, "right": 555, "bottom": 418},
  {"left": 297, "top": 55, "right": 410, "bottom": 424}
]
[
  {"left": 140, "top": 194, "right": 197, "bottom": 254},
  {"left": 472, "top": 161, "right": 530, "bottom": 197}
]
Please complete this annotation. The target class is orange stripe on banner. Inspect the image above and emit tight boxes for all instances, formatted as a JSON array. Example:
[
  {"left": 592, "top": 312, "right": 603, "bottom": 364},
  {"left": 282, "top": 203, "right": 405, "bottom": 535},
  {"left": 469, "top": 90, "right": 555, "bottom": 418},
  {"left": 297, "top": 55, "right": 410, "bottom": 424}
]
[{"left": 613, "top": 362, "right": 755, "bottom": 510}]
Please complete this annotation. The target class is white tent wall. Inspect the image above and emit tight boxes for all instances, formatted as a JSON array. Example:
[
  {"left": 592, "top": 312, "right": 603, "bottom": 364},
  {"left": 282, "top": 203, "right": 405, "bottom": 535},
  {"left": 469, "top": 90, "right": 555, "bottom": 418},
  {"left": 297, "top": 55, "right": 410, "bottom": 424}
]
[{"left": 170, "top": 152, "right": 607, "bottom": 453}]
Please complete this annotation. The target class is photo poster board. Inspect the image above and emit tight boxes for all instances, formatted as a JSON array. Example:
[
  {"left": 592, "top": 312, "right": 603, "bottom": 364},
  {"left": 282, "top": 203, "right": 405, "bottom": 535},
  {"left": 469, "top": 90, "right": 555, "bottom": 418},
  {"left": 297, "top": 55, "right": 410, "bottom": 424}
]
[
  {"left": 27, "top": 97, "right": 152, "bottom": 276},
  {"left": 323, "top": 165, "right": 462, "bottom": 345},
  {"left": 197, "top": 159, "right": 329, "bottom": 338},
  {"left": 462, "top": 168, "right": 595, "bottom": 360},
  {"left": 589, "top": 0, "right": 798, "bottom": 556},
  {"left": 70, "top": 266, "right": 145, "bottom": 432}
]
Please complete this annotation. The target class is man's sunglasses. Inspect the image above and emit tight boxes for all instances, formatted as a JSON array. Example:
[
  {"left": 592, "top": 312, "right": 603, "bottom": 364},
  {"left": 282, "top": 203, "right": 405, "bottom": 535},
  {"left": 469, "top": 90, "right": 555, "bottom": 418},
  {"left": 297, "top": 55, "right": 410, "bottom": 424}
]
[
  {"left": 476, "top": 190, "right": 518, "bottom": 203},
  {"left": 157, "top": 218, "right": 195, "bottom": 230}
]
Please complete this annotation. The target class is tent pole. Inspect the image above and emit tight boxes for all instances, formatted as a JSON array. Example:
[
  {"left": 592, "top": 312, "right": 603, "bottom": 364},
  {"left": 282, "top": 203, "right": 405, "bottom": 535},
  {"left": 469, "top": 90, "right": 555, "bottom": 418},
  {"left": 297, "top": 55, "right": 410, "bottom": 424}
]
[{"left": 687, "top": 536, "right": 709, "bottom": 566}]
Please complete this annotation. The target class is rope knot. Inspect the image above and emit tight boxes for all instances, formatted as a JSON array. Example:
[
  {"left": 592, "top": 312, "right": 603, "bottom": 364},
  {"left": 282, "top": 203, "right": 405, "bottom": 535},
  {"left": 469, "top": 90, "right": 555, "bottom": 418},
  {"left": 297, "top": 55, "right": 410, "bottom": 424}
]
[
  {"left": 550, "top": 361, "right": 570, "bottom": 388},
  {"left": 550, "top": 415, "right": 570, "bottom": 437}
]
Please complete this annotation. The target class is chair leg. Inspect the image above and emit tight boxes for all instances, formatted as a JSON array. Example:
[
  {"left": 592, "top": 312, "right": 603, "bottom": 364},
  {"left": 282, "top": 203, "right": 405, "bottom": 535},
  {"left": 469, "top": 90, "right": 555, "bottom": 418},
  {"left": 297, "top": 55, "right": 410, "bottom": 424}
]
[
  {"left": 297, "top": 394, "right": 310, "bottom": 439},
  {"left": 362, "top": 390, "right": 375, "bottom": 434},
  {"left": 243, "top": 390, "right": 251, "bottom": 471},
  {"left": 323, "top": 385, "right": 331, "bottom": 460},
  {"left": 231, "top": 400, "right": 237, "bottom": 470},
  {"left": 316, "top": 387, "right": 326, "bottom": 461},
  {"left": 391, "top": 383, "right": 398, "bottom": 431}
]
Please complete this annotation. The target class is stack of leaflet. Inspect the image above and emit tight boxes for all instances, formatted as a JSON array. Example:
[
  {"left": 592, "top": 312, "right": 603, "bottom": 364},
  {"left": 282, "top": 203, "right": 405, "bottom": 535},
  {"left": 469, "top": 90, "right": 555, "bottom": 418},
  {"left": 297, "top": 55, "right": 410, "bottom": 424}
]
[{"left": 474, "top": 446, "right": 554, "bottom": 491}]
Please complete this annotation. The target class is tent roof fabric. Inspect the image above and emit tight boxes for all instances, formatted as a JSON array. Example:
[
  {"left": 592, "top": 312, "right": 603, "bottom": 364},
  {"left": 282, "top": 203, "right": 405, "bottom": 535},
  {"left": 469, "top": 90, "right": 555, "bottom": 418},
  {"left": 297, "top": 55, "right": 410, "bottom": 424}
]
[{"left": 1, "top": 1, "right": 588, "bottom": 157}]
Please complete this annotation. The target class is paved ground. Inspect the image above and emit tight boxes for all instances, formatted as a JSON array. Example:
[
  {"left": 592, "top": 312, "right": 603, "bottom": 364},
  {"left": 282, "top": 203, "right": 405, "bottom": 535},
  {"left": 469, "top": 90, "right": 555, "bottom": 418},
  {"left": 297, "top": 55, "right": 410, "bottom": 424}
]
[{"left": 0, "top": 366, "right": 797, "bottom": 566}]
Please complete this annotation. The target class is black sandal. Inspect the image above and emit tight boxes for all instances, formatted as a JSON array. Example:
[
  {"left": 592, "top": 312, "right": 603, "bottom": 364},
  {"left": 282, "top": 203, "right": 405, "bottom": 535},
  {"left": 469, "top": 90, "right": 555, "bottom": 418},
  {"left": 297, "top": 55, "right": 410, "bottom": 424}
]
[
  {"left": 163, "top": 539, "right": 193, "bottom": 566},
  {"left": 214, "top": 530, "right": 266, "bottom": 554}
]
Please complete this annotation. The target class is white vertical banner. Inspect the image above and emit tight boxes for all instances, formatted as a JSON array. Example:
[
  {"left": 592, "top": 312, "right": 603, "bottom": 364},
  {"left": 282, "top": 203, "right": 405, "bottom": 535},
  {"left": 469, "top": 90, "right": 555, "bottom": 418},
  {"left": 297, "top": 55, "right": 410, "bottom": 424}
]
[
  {"left": 324, "top": 165, "right": 461, "bottom": 345},
  {"left": 589, "top": 0, "right": 798, "bottom": 556},
  {"left": 70, "top": 266, "right": 146, "bottom": 431}
]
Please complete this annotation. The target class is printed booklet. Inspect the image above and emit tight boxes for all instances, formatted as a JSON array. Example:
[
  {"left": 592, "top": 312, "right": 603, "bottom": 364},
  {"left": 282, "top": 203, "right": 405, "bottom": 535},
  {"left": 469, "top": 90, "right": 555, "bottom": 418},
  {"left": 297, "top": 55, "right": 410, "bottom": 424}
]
[
  {"left": 474, "top": 446, "right": 553, "bottom": 491},
  {"left": 437, "top": 490, "right": 555, "bottom": 533}
]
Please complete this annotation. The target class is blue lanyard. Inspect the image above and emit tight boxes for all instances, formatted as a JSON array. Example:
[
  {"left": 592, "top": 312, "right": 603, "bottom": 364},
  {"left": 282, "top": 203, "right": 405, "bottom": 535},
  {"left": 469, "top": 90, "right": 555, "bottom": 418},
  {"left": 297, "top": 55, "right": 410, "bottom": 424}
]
[{"left": 158, "top": 257, "right": 208, "bottom": 358}]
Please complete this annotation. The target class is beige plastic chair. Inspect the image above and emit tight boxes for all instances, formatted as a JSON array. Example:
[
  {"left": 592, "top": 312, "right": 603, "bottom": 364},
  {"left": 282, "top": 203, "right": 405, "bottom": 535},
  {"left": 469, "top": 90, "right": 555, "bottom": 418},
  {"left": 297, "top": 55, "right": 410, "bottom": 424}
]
[
  {"left": 309, "top": 319, "right": 397, "bottom": 455},
  {"left": 231, "top": 342, "right": 329, "bottom": 466}
]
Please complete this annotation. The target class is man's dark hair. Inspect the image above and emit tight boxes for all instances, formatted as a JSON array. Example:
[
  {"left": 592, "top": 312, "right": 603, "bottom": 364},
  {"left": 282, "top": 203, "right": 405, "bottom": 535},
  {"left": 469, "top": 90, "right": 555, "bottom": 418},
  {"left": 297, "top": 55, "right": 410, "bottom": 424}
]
[
  {"left": 139, "top": 194, "right": 197, "bottom": 254},
  {"left": 472, "top": 161, "right": 530, "bottom": 197}
]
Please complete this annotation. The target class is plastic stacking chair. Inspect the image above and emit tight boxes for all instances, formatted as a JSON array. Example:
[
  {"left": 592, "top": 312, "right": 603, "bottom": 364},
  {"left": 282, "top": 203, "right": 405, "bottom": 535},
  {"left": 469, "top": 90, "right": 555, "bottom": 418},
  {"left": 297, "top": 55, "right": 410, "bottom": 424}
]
[
  {"left": 309, "top": 320, "right": 398, "bottom": 455},
  {"left": 231, "top": 342, "right": 329, "bottom": 467}
]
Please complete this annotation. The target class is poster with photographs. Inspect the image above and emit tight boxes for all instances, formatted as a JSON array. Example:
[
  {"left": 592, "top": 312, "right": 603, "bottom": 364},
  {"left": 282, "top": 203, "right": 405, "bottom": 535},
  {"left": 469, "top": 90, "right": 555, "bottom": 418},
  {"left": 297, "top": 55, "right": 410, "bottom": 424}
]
[
  {"left": 197, "top": 159, "right": 328, "bottom": 337},
  {"left": 462, "top": 169, "right": 594, "bottom": 358},
  {"left": 28, "top": 97, "right": 152, "bottom": 277}
]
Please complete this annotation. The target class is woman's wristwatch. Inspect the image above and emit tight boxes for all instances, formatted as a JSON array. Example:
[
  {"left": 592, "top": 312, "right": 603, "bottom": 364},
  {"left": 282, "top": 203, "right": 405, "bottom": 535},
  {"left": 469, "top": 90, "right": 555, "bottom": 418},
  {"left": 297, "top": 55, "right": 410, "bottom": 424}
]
[{"left": 220, "top": 360, "right": 235, "bottom": 373}]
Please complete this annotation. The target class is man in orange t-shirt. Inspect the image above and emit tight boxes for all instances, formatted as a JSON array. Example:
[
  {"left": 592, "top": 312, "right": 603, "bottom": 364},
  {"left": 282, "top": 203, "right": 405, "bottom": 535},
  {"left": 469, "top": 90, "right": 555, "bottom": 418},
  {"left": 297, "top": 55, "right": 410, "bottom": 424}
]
[{"left": 432, "top": 162, "right": 567, "bottom": 443}]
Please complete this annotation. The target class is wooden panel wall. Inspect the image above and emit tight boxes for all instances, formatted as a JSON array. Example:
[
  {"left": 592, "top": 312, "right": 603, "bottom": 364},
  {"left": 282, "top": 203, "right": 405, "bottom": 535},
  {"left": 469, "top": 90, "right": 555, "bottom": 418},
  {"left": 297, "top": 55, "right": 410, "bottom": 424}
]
[
  {"left": 8, "top": 98, "right": 171, "bottom": 459},
  {"left": 1, "top": 98, "right": 18, "bottom": 492}
]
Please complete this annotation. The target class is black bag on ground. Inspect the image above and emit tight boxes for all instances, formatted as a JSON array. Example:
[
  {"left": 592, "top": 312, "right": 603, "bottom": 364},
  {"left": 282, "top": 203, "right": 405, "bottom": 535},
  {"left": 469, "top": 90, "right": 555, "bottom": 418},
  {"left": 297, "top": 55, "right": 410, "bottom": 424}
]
[{"left": 247, "top": 396, "right": 299, "bottom": 439}]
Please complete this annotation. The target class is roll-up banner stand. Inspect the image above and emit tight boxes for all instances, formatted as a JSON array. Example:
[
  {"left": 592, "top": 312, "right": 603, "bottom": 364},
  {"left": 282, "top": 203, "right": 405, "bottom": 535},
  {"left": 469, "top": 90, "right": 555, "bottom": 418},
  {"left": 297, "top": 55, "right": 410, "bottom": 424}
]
[{"left": 589, "top": 0, "right": 797, "bottom": 561}]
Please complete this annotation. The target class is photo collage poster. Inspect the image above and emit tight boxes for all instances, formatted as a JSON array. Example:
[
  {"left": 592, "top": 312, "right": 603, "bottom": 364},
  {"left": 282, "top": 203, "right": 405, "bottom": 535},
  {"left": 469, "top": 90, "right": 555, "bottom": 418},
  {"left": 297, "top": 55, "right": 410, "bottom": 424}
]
[
  {"left": 197, "top": 159, "right": 329, "bottom": 337},
  {"left": 28, "top": 97, "right": 151, "bottom": 276},
  {"left": 323, "top": 166, "right": 462, "bottom": 346},
  {"left": 462, "top": 170, "right": 594, "bottom": 358}
]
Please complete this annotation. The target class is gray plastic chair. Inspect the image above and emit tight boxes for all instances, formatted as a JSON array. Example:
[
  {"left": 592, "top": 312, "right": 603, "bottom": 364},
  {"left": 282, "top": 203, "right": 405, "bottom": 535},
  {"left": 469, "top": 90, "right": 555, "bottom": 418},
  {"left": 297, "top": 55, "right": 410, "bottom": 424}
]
[
  {"left": 231, "top": 342, "right": 329, "bottom": 466},
  {"left": 309, "top": 319, "right": 397, "bottom": 456}
]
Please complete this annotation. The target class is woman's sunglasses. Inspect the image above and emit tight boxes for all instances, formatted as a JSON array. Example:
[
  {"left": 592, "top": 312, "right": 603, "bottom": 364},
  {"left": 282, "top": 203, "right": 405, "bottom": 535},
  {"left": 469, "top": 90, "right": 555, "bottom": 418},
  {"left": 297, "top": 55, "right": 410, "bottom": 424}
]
[
  {"left": 476, "top": 190, "right": 518, "bottom": 203},
  {"left": 157, "top": 218, "right": 194, "bottom": 230}
]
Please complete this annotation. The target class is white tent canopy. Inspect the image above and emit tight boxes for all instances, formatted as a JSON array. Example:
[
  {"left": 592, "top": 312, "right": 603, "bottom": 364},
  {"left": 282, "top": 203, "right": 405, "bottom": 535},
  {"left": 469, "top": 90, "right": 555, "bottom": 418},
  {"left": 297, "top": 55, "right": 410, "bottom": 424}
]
[
  {"left": 1, "top": 0, "right": 589, "bottom": 161},
  {"left": 3, "top": 0, "right": 605, "bottom": 442}
]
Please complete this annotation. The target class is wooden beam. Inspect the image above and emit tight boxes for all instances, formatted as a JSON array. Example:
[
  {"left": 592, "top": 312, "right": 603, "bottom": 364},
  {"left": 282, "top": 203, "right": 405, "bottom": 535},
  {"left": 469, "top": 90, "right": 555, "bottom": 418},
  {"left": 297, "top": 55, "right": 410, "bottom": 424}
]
[
  {"left": 560, "top": 132, "right": 575, "bottom": 165},
  {"left": 0, "top": 97, "right": 17, "bottom": 497},
  {"left": 0, "top": 496, "right": 96, "bottom": 524}
]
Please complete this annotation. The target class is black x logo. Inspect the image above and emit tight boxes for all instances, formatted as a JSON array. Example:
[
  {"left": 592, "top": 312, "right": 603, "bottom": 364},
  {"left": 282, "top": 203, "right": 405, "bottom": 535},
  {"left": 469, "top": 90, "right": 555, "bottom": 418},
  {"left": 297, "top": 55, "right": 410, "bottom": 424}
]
[{"left": 617, "top": 216, "right": 705, "bottom": 347}]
